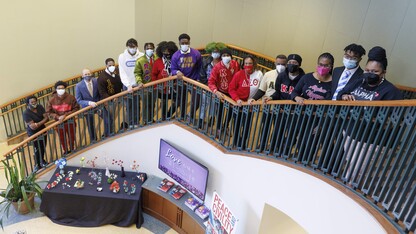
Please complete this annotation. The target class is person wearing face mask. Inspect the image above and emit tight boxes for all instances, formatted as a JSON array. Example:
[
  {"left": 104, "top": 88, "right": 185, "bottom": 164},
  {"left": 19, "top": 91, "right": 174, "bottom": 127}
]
[
  {"left": 208, "top": 48, "right": 240, "bottom": 137},
  {"left": 46, "top": 81, "right": 80, "bottom": 154},
  {"left": 152, "top": 41, "right": 179, "bottom": 120},
  {"left": 339, "top": 46, "right": 402, "bottom": 101},
  {"left": 337, "top": 46, "right": 403, "bottom": 184},
  {"left": 75, "top": 68, "right": 103, "bottom": 141},
  {"left": 331, "top": 44, "right": 366, "bottom": 100},
  {"left": 23, "top": 95, "right": 49, "bottom": 171},
  {"left": 200, "top": 42, "right": 227, "bottom": 85},
  {"left": 249, "top": 54, "right": 287, "bottom": 104},
  {"left": 289, "top": 53, "right": 333, "bottom": 160},
  {"left": 228, "top": 55, "right": 263, "bottom": 149},
  {"left": 98, "top": 58, "right": 124, "bottom": 135},
  {"left": 171, "top": 33, "right": 202, "bottom": 121},
  {"left": 199, "top": 42, "right": 227, "bottom": 128},
  {"left": 118, "top": 38, "right": 144, "bottom": 128},
  {"left": 134, "top": 42, "right": 157, "bottom": 124},
  {"left": 258, "top": 54, "right": 305, "bottom": 153},
  {"left": 291, "top": 52, "right": 334, "bottom": 104}
]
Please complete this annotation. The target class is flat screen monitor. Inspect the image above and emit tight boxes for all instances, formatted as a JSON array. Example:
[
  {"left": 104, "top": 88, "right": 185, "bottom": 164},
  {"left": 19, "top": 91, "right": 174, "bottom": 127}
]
[{"left": 158, "top": 139, "right": 209, "bottom": 201}]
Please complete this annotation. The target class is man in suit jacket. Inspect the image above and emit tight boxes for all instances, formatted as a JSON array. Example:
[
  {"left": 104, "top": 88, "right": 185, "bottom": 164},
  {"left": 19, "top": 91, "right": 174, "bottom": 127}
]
[
  {"left": 331, "top": 44, "right": 366, "bottom": 100},
  {"left": 75, "top": 68, "right": 105, "bottom": 142}
]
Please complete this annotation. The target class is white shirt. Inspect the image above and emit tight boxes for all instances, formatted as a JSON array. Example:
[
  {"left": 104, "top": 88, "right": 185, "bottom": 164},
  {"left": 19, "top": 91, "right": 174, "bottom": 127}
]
[
  {"left": 118, "top": 49, "right": 144, "bottom": 88},
  {"left": 259, "top": 69, "right": 279, "bottom": 97},
  {"left": 249, "top": 70, "right": 263, "bottom": 99}
]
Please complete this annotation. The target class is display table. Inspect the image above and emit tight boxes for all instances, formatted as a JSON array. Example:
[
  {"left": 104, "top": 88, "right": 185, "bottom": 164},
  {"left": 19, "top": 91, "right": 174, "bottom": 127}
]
[{"left": 40, "top": 166, "right": 147, "bottom": 228}]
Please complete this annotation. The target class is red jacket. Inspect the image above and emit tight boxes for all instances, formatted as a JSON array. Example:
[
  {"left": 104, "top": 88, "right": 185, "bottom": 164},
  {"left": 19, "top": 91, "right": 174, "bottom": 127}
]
[
  {"left": 152, "top": 58, "right": 169, "bottom": 81},
  {"left": 208, "top": 60, "right": 240, "bottom": 95},
  {"left": 228, "top": 70, "right": 250, "bottom": 101},
  {"left": 152, "top": 58, "right": 170, "bottom": 93}
]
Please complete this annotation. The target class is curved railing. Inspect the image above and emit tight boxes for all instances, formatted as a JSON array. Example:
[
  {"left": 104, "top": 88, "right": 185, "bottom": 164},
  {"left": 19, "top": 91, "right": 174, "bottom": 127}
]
[
  {"left": 2, "top": 75, "right": 416, "bottom": 233},
  {"left": 1, "top": 44, "right": 416, "bottom": 142}
]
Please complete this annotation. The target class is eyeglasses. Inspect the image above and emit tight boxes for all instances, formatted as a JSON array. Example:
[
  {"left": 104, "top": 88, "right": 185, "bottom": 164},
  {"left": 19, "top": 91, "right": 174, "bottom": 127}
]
[{"left": 344, "top": 53, "right": 359, "bottom": 61}]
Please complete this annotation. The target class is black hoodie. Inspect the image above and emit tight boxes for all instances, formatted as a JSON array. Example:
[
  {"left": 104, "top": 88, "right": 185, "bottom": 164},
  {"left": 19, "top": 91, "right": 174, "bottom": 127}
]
[{"left": 270, "top": 68, "right": 305, "bottom": 100}]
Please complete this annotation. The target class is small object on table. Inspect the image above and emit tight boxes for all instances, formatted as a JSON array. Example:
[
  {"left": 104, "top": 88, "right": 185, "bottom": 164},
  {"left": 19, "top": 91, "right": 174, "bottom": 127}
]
[
  {"left": 96, "top": 187, "right": 103, "bottom": 192},
  {"left": 109, "top": 181, "right": 120, "bottom": 193},
  {"left": 130, "top": 184, "right": 136, "bottom": 195},
  {"left": 74, "top": 179, "right": 85, "bottom": 189}
]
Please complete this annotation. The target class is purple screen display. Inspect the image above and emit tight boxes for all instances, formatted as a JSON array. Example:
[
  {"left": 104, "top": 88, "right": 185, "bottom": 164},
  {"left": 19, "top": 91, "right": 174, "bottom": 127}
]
[{"left": 159, "top": 139, "right": 209, "bottom": 201}]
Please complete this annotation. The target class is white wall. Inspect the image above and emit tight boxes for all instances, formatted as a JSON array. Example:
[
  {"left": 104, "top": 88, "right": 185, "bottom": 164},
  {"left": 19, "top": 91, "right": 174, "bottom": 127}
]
[
  {"left": 0, "top": 0, "right": 135, "bottom": 104},
  {"left": 65, "top": 124, "right": 386, "bottom": 234},
  {"left": 135, "top": 0, "right": 416, "bottom": 88}
]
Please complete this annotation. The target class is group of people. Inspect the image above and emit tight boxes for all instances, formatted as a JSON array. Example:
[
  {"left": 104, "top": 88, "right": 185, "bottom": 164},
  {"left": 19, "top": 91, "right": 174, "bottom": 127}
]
[{"left": 23, "top": 32, "right": 404, "bottom": 172}]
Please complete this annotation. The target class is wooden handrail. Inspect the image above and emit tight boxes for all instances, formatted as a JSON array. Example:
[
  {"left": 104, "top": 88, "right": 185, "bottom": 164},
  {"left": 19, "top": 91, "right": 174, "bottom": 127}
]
[
  {"left": 1, "top": 44, "right": 415, "bottom": 111},
  {"left": 0, "top": 66, "right": 108, "bottom": 110},
  {"left": 6, "top": 75, "right": 416, "bottom": 156}
]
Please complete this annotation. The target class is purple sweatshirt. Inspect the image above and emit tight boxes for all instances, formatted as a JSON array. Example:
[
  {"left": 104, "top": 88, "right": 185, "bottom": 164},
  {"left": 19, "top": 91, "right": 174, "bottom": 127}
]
[{"left": 171, "top": 48, "right": 202, "bottom": 81}]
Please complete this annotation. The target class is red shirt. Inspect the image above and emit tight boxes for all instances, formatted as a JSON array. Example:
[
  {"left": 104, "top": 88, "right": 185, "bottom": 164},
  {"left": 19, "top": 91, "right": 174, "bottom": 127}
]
[{"left": 208, "top": 60, "right": 240, "bottom": 95}]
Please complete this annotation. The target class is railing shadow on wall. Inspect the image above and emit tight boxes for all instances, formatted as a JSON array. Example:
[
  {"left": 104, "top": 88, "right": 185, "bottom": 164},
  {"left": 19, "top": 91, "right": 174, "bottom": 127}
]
[{"left": 1, "top": 75, "right": 416, "bottom": 233}]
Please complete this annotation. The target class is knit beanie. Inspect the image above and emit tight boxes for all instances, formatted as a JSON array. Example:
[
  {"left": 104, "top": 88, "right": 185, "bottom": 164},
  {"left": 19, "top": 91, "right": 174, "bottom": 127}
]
[{"left": 287, "top": 54, "right": 302, "bottom": 66}]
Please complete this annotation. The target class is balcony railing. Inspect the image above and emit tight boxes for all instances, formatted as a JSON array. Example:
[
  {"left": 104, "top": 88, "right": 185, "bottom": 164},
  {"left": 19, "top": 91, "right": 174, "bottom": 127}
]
[
  {"left": 2, "top": 75, "right": 416, "bottom": 233},
  {"left": 1, "top": 44, "right": 416, "bottom": 233},
  {"left": 1, "top": 44, "right": 415, "bottom": 142}
]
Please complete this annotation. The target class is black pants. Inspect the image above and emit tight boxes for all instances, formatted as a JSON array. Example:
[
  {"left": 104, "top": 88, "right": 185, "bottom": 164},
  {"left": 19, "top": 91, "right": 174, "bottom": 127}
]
[{"left": 33, "top": 134, "right": 47, "bottom": 167}]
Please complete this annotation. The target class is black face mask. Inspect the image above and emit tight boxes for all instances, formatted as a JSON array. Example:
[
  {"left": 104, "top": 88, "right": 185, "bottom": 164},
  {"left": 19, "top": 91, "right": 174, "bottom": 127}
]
[
  {"left": 363, "top": 73, "right": 380, "bottom": 86},
  {"left": 163, "top": 54, "right": 171, "bottom": 60},
  {"left": 287, "top": 64, "right": 299, "bottom": 73}
]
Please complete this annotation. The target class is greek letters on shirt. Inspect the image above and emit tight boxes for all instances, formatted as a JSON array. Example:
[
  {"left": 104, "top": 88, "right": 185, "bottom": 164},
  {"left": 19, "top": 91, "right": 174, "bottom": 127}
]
[
  {"left": 143, "top": 63, "right": 152, "bottom": 82},
  {"left": 280, "top": 84, "right": 294, "bottom": 94},
  {"left": 219, "top": 68, "right": 234, "bottom": 91},
  {"left": 305, "top": 85, "right": 328, "bottom": 100},
  {"left": 180, "top": 57, "right": 195, "bottom": 69},
  {"left": 351, "top": 87, "right": 380, "bottom": 100}
]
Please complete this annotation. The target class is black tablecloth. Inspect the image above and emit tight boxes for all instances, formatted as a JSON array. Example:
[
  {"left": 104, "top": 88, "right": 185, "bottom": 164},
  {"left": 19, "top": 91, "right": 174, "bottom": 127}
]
[{"left": 40, "top": 166, "right": 147, "bottom": 228}]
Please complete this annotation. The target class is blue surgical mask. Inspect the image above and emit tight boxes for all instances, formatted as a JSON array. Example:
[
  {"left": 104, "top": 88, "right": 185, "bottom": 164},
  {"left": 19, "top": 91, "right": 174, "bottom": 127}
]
[{"left": 343, "top": 57, "right": 357, "bottom": 69}]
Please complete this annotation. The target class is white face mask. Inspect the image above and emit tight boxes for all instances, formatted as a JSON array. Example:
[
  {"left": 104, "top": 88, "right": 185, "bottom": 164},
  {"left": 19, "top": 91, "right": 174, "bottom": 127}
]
[
  {"left": 146, "top": 49, "right": 154, "bottom": 57},
  {"left": 180, "top": 44, "right": 189, "bottom": 52},
  {"left": 212, "top": 52, "right": 220, "bottom": 59},
  {"left": 56, "top": 89, "right": 65, "bottom": 96},
  {"left": 276, "top": 65, "right": 286, "bottom": 73},
  {"left": 108, "top": 65, "right": 116, "bottom": 73},
  {"left": 128, "top": 47, "right": 137, "bottom": 55},
  {"left": 222, "top": 56, "right": 231, "bottom": 65}
]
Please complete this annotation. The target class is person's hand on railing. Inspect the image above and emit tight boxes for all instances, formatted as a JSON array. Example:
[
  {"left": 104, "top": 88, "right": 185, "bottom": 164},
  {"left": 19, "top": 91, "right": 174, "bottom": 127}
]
[
  {"left": 236, "top": 99, "right": 243, "bottom": 107},
  {"left": 262, "top": 96, "right": 271, "bottom": 104},
  {"left": 215, "top": 90, "right": 224, "bottom": 100},
  {"left": 342, "top": 94, "right": 356, "bottom": 101},
  {"left": 247, "top": 98, "right": 255, "bottom": 105},
  {"left": 176, "top": 71, "right": 184, "bottom": 80},
  {"left": 58, "top": 115, "right": 66, "bottom": 123},
  {"left": 88, "top": 101, "right": 97, "bottom": 108},
  {"left": 294, "top": 96, "right": 305, "bottom": 105},
  {"left": 137, "top": 83, "right": 144, "bottom": 88},
  {"left": 127, "top": 86, "right": 134, "bottom": 93}
]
